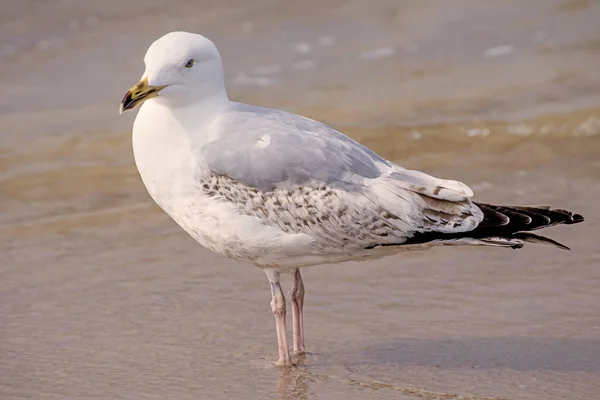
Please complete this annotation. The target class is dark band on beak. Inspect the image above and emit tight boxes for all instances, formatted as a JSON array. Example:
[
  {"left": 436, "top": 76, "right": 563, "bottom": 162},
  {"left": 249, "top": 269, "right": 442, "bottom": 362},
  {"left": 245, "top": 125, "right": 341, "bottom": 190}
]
[{"left": 119, "top": 77, "right": 164, "bottom": 113}]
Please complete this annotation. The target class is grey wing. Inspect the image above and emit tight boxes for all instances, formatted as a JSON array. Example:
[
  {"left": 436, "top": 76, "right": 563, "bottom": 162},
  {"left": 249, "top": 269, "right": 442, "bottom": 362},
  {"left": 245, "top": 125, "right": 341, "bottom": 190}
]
[
  {"left": 200, "top": 104, "right": 483, "bottom": 250},
  {"left": 202, "top": 103, "right": 390, "bottom": 192}
]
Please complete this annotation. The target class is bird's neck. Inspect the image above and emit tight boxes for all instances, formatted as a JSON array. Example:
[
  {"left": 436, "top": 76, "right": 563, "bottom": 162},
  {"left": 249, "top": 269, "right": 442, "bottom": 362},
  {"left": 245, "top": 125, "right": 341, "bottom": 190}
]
[
  {"left": 132, "top": 88, "right": 230, "bottom": 203},
  {"left": 161, "top": 87, "right": 230, "bottom": 124}
]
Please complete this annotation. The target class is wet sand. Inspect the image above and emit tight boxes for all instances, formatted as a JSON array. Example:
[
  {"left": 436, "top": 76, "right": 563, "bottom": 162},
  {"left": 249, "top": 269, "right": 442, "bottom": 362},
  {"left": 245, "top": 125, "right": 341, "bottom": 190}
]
[{"left": 1, "top": 1, "right": 600, "bottom": 399}]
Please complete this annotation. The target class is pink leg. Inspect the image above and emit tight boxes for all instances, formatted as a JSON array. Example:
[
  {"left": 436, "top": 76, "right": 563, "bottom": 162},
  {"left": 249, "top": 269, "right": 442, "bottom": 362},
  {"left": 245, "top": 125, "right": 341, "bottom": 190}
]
[
  {"left": 265, "top": 269, "right": 292, "bottom": 366},
  {"left": 289, "top": 268, "right": 306, "bottom": 355}
]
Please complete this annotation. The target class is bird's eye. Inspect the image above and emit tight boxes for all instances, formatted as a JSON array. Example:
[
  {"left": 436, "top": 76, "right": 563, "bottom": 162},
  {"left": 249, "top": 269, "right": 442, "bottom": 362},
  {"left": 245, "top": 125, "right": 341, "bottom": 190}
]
[{"left": 184, "top": 59, "right": 194, "bottom": 68}]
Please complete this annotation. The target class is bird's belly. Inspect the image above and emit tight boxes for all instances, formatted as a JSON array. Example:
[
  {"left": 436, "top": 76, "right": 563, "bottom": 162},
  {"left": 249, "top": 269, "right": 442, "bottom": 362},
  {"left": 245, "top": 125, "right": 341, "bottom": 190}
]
[
  {"left": 149, "top": 184, "right": 436, "bottom": 268},
  {"left": 134, "top": 149, "right": 313, "bottom": 266},
  {"left": 177, "top": 205, "right": 268, "bottom": 263},
  {"left": 151, "top": 189, "right": 313, "bottom": 265}
]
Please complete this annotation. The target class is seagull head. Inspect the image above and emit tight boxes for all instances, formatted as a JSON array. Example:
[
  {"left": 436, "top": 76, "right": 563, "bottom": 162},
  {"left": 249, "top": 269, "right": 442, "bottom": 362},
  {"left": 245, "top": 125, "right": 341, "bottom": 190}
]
[{"left": 120, "top": 31, "right": 226, "bottom": 113}]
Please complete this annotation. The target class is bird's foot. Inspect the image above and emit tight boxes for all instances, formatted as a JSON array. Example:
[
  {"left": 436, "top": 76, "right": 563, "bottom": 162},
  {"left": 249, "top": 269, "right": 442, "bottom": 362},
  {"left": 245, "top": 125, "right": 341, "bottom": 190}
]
[{"left": 275, "top": 357, "right": 296, "bottom": 367}]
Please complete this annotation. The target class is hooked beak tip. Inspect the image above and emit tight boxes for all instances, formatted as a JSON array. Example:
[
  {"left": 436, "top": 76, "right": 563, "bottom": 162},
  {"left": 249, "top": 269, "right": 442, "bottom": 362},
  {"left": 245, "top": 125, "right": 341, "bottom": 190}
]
[{"left": 119, "top": 77, "right": 164, "bottom": 114}]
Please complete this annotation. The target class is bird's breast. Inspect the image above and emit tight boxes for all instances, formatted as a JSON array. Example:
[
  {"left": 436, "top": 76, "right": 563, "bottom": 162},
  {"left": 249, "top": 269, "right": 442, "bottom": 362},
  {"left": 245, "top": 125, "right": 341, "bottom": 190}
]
[{"left": 131, "top": 103, "right": 208, "bottom": 218}]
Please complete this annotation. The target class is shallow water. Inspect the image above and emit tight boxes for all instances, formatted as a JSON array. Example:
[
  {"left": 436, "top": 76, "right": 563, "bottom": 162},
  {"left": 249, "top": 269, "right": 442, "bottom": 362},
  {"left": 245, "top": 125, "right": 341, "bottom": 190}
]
[{"left": 1, "top": 1, "right": 600, "bottom": 399}]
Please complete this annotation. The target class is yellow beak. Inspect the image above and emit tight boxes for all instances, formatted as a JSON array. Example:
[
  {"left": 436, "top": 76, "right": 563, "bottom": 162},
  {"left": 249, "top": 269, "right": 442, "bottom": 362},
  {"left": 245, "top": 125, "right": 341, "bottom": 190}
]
[{"left": 119, "top": 77, "right": 165, "bottom": 113}]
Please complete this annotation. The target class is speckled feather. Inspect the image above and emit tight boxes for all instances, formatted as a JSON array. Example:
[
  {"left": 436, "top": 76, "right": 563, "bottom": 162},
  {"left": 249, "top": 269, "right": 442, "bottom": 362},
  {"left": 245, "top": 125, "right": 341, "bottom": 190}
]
[{"left": 199, "top": 172, "right": 480, "bottom": 252}]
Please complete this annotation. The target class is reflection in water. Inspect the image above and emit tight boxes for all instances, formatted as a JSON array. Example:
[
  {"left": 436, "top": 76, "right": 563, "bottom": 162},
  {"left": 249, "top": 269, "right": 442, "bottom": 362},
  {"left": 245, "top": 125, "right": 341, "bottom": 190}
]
[
  {"left": 276, "top": 362, "right": 310, "bottom": 400},
  {"left": 273, "top": 357, "right": 520, "bottom": 400}
]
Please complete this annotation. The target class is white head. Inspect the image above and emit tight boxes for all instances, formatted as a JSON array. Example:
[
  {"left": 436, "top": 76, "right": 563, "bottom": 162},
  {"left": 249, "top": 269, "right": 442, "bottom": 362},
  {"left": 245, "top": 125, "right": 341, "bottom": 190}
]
[{"left": 120, "top": 31, "right": 228, "bottom": 113}]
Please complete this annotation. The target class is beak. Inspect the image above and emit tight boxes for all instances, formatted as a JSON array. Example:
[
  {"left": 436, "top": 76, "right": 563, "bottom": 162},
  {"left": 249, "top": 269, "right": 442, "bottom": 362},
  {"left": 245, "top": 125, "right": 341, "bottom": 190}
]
[{"left": 119, "top": 77, "right": 165, "bottom": 113}]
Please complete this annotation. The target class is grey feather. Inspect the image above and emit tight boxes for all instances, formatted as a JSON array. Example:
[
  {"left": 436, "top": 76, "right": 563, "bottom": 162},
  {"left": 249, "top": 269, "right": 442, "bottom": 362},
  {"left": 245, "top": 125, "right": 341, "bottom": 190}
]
[
  {"left": 196, "top": 101, "right": 579, "bottom": 254},
  {"left": 202, "top": 103, "right": 388, "bottom": 192},
  {"left": 197, "top": 103, "right": 484, "bottom": 248},
  {"left": 200, "top": 173, "right": 412, "bottom": 251}
]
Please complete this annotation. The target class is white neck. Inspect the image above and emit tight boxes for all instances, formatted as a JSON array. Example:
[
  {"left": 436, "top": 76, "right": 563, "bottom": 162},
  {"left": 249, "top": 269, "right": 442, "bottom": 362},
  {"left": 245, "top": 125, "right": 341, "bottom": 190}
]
[
  {"left": 172, "top": 88, "right": 229, "bottom": 126},
  {"left": 131, "top": 89, "right": 230, "bottom": 208},
  {"left": 151, "top": 87, "right": 229, "bottom": 123}
]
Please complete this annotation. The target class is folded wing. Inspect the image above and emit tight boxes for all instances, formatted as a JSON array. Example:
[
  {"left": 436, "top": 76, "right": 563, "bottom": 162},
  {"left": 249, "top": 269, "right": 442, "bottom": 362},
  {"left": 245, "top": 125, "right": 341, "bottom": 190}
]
[{"left": 200, "top": 103, "right": 485, "bottom": 250}]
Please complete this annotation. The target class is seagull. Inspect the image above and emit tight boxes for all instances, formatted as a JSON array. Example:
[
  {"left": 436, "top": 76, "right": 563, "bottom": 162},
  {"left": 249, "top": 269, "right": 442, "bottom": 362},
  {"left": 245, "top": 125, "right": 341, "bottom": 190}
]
[{"left": 119, "top": 31, "right": 584, "bottom": 366}]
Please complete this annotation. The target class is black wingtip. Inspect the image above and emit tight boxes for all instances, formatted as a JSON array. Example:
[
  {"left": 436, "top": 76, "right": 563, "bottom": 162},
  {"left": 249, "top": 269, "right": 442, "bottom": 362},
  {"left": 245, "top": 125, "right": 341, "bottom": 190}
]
[
  {"left": 571, "top": 213, "right": 585, "bottom": 224},
  {"left": 512, "top": 232, "right": 572, "bottom": 251},
  {"left": 555, "top": 242, "right": 572, "bottom": 251}
]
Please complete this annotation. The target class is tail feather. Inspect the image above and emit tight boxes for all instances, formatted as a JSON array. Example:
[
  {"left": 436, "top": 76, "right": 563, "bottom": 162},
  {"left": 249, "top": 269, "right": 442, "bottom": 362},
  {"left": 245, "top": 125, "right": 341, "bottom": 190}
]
[
  {"left": 471, "top": 203, "right": 584, "bottom": 250},
  {"left": 512, "top": 232, "right": 571, "bottom": 251},
  {"left": 400, "top": 203, "right": 584, "bottom": 250}
]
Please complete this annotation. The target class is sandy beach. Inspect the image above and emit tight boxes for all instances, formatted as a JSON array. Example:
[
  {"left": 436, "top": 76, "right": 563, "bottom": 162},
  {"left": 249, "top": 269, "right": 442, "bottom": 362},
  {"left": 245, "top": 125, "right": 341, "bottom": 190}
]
[{"left": 1, "top": 1, "right": 600, "bottom": 399}]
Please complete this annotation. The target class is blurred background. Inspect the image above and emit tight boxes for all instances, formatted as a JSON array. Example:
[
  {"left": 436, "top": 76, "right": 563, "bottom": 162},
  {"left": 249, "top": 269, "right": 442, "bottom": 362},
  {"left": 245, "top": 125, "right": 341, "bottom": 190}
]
[{"left": 1, "top": 1, "right": 599, "bottom": 399}]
